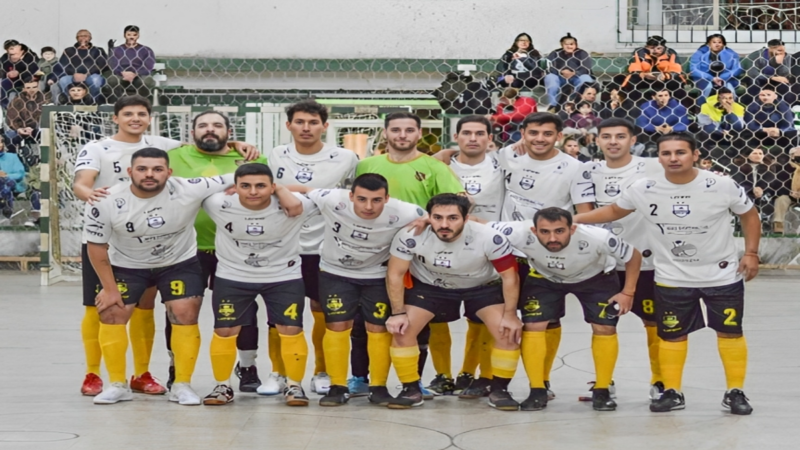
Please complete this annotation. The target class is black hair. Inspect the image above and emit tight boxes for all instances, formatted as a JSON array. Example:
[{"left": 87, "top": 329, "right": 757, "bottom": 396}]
[
  {"left": 456, "top": 115, "right": 492, "bottom": 134},
  {"left": 656, "top": 132, "right": 697, "bottom": 152},
  {"left": 426, "top": 193, "right": 470, "bottom": 219},
  {"left": 768, "top": 39, "right": 785, "bottom": 47},
  {"left": 717, "top": 87, "right": 733, "bottom": 96},
  {"left": 41, "top": 46, "right": 56, "bottom": 54},
  {"left": 67, "top": 82, "right": 88, "bottom": 92},
  {"left": 576, "top": 101, "right": 593, "bottom": 111},
  {"left": 124, "top": 25, "right": 140, "bottom": 34},
  {"left": 534, "top": 207, "right": 573, "bottom": 228},
  {"left": 597, "top": 118, "right": 636, "bottom": 135},
  {"left": 286, "top": 99, "right": 328, "bottom": 124},
  {"left": 114, "top": 95, "right": 152, "bottom": 116},
  {"left": 192, "top": 110, "right": 231, "bottom": 130},
  {"left": 559, "top": 32, "right": 577, "bottom": 45},
  {"left": 234, "top": 162, "right": 273, "bottom": 183},
  {"left": 351, "top": 173, "right": 389, "bottom": 195},
  {"left": 384, "top": 112, "right": 421, "bottom": 129},
  {"left": 578, "top": 82, "right": 599, "bottom": 95},
  {"left": 521, "top": 112, "right": 563, "bottom": 132},
  {"left": 646, "top": 35, "right": 667, "bottom": 47},
  {"left": 21, "top": 74, "right": 40, "bottom": 84},
  {"left": 508, "top": 32, "right": 537, "bottom": 54},
  {"left": 706, "top": 33, "right": 727, "bottom": 47},
  {"left": 3, "top": 39, "right": 20, "bottom": 50},
  {"left": 131, "top": 147, "right": 169, "bottom": 165},
  {"left": 760, "top": 83, "right": 777, "bottom": 92}
]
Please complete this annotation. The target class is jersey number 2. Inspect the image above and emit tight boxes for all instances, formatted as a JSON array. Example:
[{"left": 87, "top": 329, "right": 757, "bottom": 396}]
[{"left": 649, "top": 204, "right": 658, "bottom": 216}]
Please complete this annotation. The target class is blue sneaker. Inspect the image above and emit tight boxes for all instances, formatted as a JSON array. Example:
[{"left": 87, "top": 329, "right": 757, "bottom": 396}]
[
  {"left": 419, "top": 381, "right": 434, "bottom": 400},
  {"left": 347, "top": 377, "right": 369, "bottom": 398}
]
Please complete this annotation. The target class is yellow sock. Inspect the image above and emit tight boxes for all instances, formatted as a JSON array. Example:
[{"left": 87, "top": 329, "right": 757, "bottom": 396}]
[
  {"left": 268, "top": 326, "right": 285, "bottom": 376},
  {"left": 367, "top": 331, "right": 392, "bottom": 386},
  {"left": 592, "top": 334, "right": 619, "bottom": 389},
  {"left": 128, "top": 308, "right": 155, "bottom": 376},
  {"left": 311, "top": 310, "right": 326, "bottom": 374},
  {"left": 718, "top": 336, "right": 747, "bottom": 390},
  {"left": 478, "top": 323, "right": 494, "bottom": 378},
  {"left": 280, "top": 332, "right": 309, "bottom": 383},
  {"left": 429, "top": 322, "right": 452, "bottom": 378},
  {"left": 171, "top": 324, "right": 201, "bottom": 384},
  {"left": 645, "top": 325, "right": 661, "bottom": 384},
  {"left": 81, "top": 306, "right": 102, "bottom": 375},
  {"left": 460, "top": 320, "right": 482, "bottom": 376},
  {"left": 660, "top": 339, "right": 688, "bottom": 391},
  {"left": 98, "top": 323, "right": 128, "bottom": 383},
  {"left": 322, "top": 328, "right": 351, "bottom": 386},
  {"left": 390, "top": 346, "right": 420, "bottom": 384},
  {"left": 491, "top": 347, "right": 520, "bottom": 379},
  {"left": 521, "top": 331, "right": 547, "bottom": 388},
  {"left": 543, "top": 326, "right": 562, "bottom": 382},
  {"left": 210, "top": 333, "right": 238, "bottom": 383}
]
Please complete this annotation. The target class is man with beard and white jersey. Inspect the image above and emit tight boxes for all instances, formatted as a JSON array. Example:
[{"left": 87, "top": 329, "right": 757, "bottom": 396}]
[
  {"left": 575, "top": 132, "right": 761, "bottom": 415},
  {"left": 587, "top": 117, "right": 665, "bottom": 402},
  {"left": 385, "top": 194, "right": 523, "bottom": 411},
  {"left": 85, "top": 148, "right": 234, "bottom": 405},
  {"left": 266, "top": 100, "right": 359, "bottom": 396},
  {"left": 288, "top": 173, "right": 427, "bottom": 406},
  {"left": 491, "top": 207, "right": 641, "bottom": 412},
  {"left": 200, "top": 163, "right": 315, "bottom": 407}
]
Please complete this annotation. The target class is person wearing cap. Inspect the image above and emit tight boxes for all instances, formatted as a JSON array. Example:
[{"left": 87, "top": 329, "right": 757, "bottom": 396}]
[
  {"left": 106, "top": 25, "right": 156, "bottom": 101},
  {"left": 742, "top": 39, "right": 800, "bottom": 105},
  {"left": 690, "top": 34, "right": 743, "bottom": 105},
  {"left": 55, "top": 29, "right": 108, "bottom": 104},
  {"left": 621, "top": 36, "right": 685, "bottom": 102},
  {"left": 0, "top": 40, "right": 39, "bottom": 108}
]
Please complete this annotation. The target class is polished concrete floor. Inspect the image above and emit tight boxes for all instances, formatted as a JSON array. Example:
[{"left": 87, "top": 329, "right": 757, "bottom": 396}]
[{"left": 0, "top": 271, "right": 797, "bottom": 450}]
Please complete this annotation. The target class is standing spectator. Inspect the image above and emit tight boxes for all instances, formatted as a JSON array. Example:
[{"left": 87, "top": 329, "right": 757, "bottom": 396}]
[
  {"left": 690, "top": 34, "right": 744, "bottom": 104},
  {"left": 772, "top": 148, "right": 800, "bottom": 234},
  {"left": 106, "top": 25, "right": 156, "bottom": 101},
  {"left": 696, "top": 87, "right": 745, "bottom": 154},
  {"left": 544, "top": 33, "right": 594, "bottom": 109},
  {"left": 731, "top": 148, "right": 782, "bottom": 231},
  {"left": 635, "top": 87, "right": 689, "bottom": 149},
  {"left": 621, "top": 35, "right": 685, "bottom": 102},
  {"left": 743, "top": 84, "right": 796, "bottom": 151},
  {"left": 5, "top": 77, "right": 44, "bottom": 153},
  {"left": 56, "top": 29, "right": 108, "bottom": 103},
  {"left": 497, "top": 33, "right": 543, "bottom": 89},
  {"left": 0, "top": 40, "right": 39, "bottom": 108},
  {"left": 0, "top": 136, "right": 26, "bottom": 219}
]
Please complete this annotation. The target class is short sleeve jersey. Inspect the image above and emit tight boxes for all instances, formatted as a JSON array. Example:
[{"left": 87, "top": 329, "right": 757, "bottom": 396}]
[
  {"left": 587, "top": 156, "right": 661, "bottom": 271},
  {"left": 203, "top": 192, "right": 318, "bottom": 284},
  {"left": 450, "top": 153, "right": 505, "bottom": 222},
  {"left": 267, "top": 144, "right": 358, "bottom": 255},
  {"left": 390, "top": 221, "right": 513, "bottom": 289},
  {"left": 491, "top": 221, "right": 633, "bottom": 284},
  {"left": 84, "top": 175, "right": 233, "bottom": 269},
  {"left": 355, "top": 153, "right": 464, "bottom": 208},
  {"left": 168, "top": 145, "right": 268, "bottom": 251},
  {"left": 496, "top": 147, "right": 595, "bottom": 221},
  {"left": 307, "top": 188, "right": 425, "bottom": 280},
  {"left": 616, "top": 171, "right": 753, "bottom": 288}
]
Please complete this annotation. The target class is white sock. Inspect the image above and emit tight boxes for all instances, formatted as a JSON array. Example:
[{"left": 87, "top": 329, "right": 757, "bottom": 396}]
[{"left": 239, "top": 349, "right": 257, "bottom": 368}]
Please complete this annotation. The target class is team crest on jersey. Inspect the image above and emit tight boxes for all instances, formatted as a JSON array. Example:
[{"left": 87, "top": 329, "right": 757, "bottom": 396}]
[
  {"left": 465, "top": 182, "right": 482, "bottom": 195},
  {"left": 414, "top": 171, "right": 427, "bottom": 182},
  {"left": 351, "top": 230, "right": 369, "bottom": 240},
  {"left": 339, "top": 255, "right": 363, "bottom": 267},
  {"left": 147, "top": 216, "right": 165, "bottom": 228},
  {"left": 245, "top": 253, "right": 269, "bottom": 267},
  {"left": 578, "top": 240, "right": 589, "bottom": 251},
  {"left": 502, "top": 227, "right": 513, "bottom": 236},
  {"left": 604, "top": 183, "right": 621, "bottom": 197},
  {"left": 433, "top": 256, "right": 451, "bottom": 268},
  {"left": 326, "top": 296, "right": 344, "bottom": 311},
  {"left": 519, "top": 176, "right": 535, "bottom": 190},
  {"left": 646, "top": 180, "right": 657, "bottom": 189},
  {"left": 672, "top": 204, "right": 690, "bottom": 218},
  {"left": 523, "top": 300, "right": 540, "bottom": 312},
  {"left": 187, "top": 178, "right": 203, "bottom": 184},
  {"left": 219, "top": 303, "right": 235, "bottom": 317},
  {"left": 115, "top": 198, "right": 126, "bottom": 209},
  {"left": 404, "top": 239, "right": 416, "bottom": 248},
  {"left": 295, "top": 168, "right": 313, "bottom": 183},
  {"left": 582, "top": 171, "right": 591, "bottom": 180},
  {"left": 547, "top": 261, "right": 565, "bottom": 270},
  {"left": 246, "top": 225, "right": 264, "bottom": 236},
  {"left": 706, "top": 178, "right": 716, "bottom": 188},
  {"left": 670, "top": 240, "right": 698, "bottom": 257},
  {"left": 388, "top": 215, "right": 399, "bottom": 224}
]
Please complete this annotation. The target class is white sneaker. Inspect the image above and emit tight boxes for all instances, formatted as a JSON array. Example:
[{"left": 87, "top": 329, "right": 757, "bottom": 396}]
[
  {"left": 93, "top": 382, "right": 133, "bottom": 404},
  {"left": 311, "top": 372, "right": 331, "bottom": 394},
  {"left": 257, "top": 372, "right": 287, "bottom": 396},
  {"left": 168, "top": 382, "right": 201, "bottom": 405}
]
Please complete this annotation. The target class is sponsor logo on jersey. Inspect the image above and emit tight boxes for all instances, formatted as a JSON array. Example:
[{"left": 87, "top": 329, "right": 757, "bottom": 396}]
[
  {"left": 187, "top": 178, "right": 203, "bottom": 184},
  {"left": 662, "top": 314, "right": 680, "bottom": 328},
  {"left": 578, "top": 240, "right": 589, "bottom": 251},
  {"left": 432, "top": 278, "right": 454, "bottom": 289},
  {"left": 334, "top": 202, "right": 347, "bottom": 211},
  {"left": 719, "top": 261, "right": 729, "bottom": 269},
  {"left": 519, "top": 176, "right": 535, "bottom": 190},
  {"left": 672, "top": 203, "right": 691, "bottom": 218},
  {"left": 246, "top": 225, "right": 264, "bottom": 236},
  {"left": 296, "top": 168, "right": 313, "bottom": 183},
  {"left": 219, "top": 303, "right": 235, "bottom": 317},
  {"left": 642, "top": 249, "right": 652, "bottom": 258},
  {"left": 582, "top": 170, "right": 591, "bottom": 180},
  {"left": 79, "top": 150, "right": 88, "bottom": 157},
  {"left": 222, "top": 201, "right": 232, "bottom": 209},
  {"left": 433, "top": 256, "right": 451, "bottom": 268},
  {"left": 705, "top": 178, "right": 716, "bottom": 188},
  {"left": 414, "top": 171, "right": 427, "bottom": 182},
  {"left": 150, "top": 244, "right": 169, "bottom": 256},
  {"left": 320, "top": 190, "right": 331, "bottom": 197},
  {"left": 91, "top": 207, "right": 100, "bottom": 218},
  {"left": 523, "top": 300, "right": 540, "bottom": 312},
  {"left": 339, "top": 255, "right": 364, "bottom": 267},
  {"left": 351, "top": 230, "right": 369, "bottom": 240},
  {"left": 245, "top": 253, "right": 270, "bottom": 267},
  {"left": 465, "top": 182, "right": 482, "bottom": 195},
  {"left": 147, "top": 216, "right": 166, "bottom": 228},
  {"left": 655, "top": 223, "right": 709, "bottom": 235},
  {"left": 502, "top": 226, "right": 513, "bottom": 236},
  {"left": 604, "top": 183, "right": 620, "bottom": 197},
  {"left": 547, "top": 261, "right": 565, "bottom": 270},
  {"left": 670, "top": 240, "right": 698, "bottom": 257},
  {"left": 395, "top": 246, "right": 412, "bottom": 255}
]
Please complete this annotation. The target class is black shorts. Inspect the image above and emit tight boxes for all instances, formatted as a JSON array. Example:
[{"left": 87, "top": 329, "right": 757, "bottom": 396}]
[
  {"left": 618, "top": 270, "right": 656, "bottom": 322},
  {"left": 301, "top": 254, "right": 321, "bottom": 301},
  {"left": 82, "top": 243, "right": 102, "bottom": 306},
  {"left": 110, "top": 257, "right": 205, "bottom": 306},
  {"left": 197, "top": 250, "right": 218, "bottom": 290},
  {"left": 212, "top": 276, "right": 306, "bottom": 328},
  {"left": 519, "top": 271, "right": 620, "bottom": 326},
  {"left": 654, "top": 280, "right": 745, "bottom": 339},
  {"left": 404, "top": 278, "right": 504, "bottom": 323},
  {"left": 319, "top": 271, "right": 391, "bottom": 326}
]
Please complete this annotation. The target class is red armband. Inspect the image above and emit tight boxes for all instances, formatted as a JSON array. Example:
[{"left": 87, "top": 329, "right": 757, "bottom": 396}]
[{"left": 491, "top": 254, "right": 518, "bottom": 273}]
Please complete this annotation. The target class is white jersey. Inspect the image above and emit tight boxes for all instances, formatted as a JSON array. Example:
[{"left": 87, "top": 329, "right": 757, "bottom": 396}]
[
  {"left": 587, "top": 156, "right": 661, "bottom": 271},
  {"left": 268, "top": 143, "right": 359, "bottom": 255},
  {"left": 307, "top": 188, "right": 425, "bottom": 279},
  {"left": 390, "top": 221, "right": 513, "bottom": 289},
  {"left": 203, "top": 192, "right": 319, "bottom": 284},
  {"left": 496, "top": 147, "right": 595, "bottom": 222},
  {"left": 491, "top": 221, "right": 633, "bottom": 284},
  {"left": 450, "top": 153, "right": 505, "bottom": 222},
  {"left": 616, "top": 171, "right": 753, "bottom": 288},
  {"left": 84, "top": 175, "right": 233, "bottom": 269}
]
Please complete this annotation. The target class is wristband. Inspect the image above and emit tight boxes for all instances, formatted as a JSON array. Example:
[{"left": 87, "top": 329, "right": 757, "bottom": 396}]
[
  {"left": 391, "top": 311, "right": 407, "bottom": 317},
  {"left": 744, "top": 252, "right": 759, "bottom": 258}
]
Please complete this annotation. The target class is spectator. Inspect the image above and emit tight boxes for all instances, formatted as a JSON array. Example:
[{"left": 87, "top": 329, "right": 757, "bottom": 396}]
[
  {"left": 5, "top": 76, "right": 44, "bottom": 153},
  {"left": 743, "top": 39, "right": 799, "bottom": 105},
  {"left": 544, "top": 32, "right": 594, "bottom": 109},
  {"left": 563, "top": 101, "right": 601, "bottom": 154},
  {"left": 497, "top": 33, "right": 543, "bottom": 89},
  {"left": 560, "top": 136, "right": 591, "bottom": 162},
  {"left": 690, "top": 34, "right": 744, "bottom": 104},
  {"left": 37, "top": 46, "right": 59, "bottom": 101},
  {"left": 491, "top": 88, "right": 537, "bottom": 126},
  {"left": 696, "top": 87, "right": 745, "bottom": 154},
  {"left": 0, "top": 40, "right": 39, "bottom": 108},
  {"left": 0, "top": 136, "right": 26, "bottom": 220},
  {"left": 743, "top": 84, "right": 796, "bottom": 151},
  {"left": 621, "top": 35, "right": 686, "bottom": 102},
  {"left": 772, "top": 147, "right": 800, "bottom": 234},
  {"left": 569, "top": 82, "right": 600, "bottom": 106},
  {"left": 62, "top": 82, "right": 95, "bottom": 106},
  {"left": 635, "top": 87, "right": 690, "bottom": 149},
  {"left": 598, "top": 84, "right": 640, "bottom": 120},
  {"left": 56, "top": 29, "right": 108, "bottom": 103},
  {"left": 107, "top": 25, "right": 156, "bottom": 101},
  {"left": 731, "top": 147, "right": 782, "bottom": 231}
]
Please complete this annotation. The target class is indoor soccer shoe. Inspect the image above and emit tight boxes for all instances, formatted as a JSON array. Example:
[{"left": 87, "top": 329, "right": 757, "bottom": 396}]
[
  {"left": 347, "top": 376, "right": 369, "bottom": 397},
  {"left": 367, "top": 386, "right": 394, "bottom": 406},
  {"left": 419, "top": 381, "right": 435, "bottom": 400},
  {"left": 81, "top": 373, "right": 103, "bottom": 396},
  {"left": 203, "top": 384, "right": 234, "bottom": 405},
  {"left": 168, "top": 383, "right": 201, "bottom": 406},
  {"left": 650, "top": 381, "right": 665, "bottom": 402},
  {"left": 93, "top": 382, "right": 133, "bottom": 405},
  {"left": 454, "top": 373, "right": 474, "bottom": 394},
  {"left": 458, "top": 377, "right": 492, "bottom": 399},
  {"left": 520, "top": 388, "right": 548, "bottom": 411},
  {"left": 545, "top": 380, "right": 556, "bottom": 401},
  {"left": 649, "top": 389, "right": 685, "bottom": 412},
  {"left": 488, "top": 388, "right": 520, "bottom": 411},
  {"left": 319, "top": 385, "right": 350, "bottom": 406},
  {"left": 722, "top": 389, "right": 753, "bottom": 415},
  {"left": 284, "top": 385, "right": 310, "bottom": 406},
  {"left": 579, "top": 380, "right": 616, "bottom": 401},
  {"left": 387, "top": 383, "right": 424, "bottom": 409},
  {"left": 592, "top": 388, "right": 617, "bottom": 411},
  {"left": 235, "top": 362, "right": 262, "bottom": 392},
  {"left": 311, "top": 372, "right": 331, "bottom": 394},
  {"left": 166, "top": 365, "right": 175, "bottom": 391},
  {"left": 257, "top": 372, "right": 287, "bottom": 395},
  {"left": 426, "top": 374, "right": 456, "bottom": 395},
  {"left": 130, "top": 372, "right": 168, "bottom": 395}
]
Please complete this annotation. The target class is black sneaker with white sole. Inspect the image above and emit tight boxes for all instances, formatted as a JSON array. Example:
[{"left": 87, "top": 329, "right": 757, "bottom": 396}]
[
  {"left": 319, "top": 385, "right": 350, "bottom": 406},
  {"left": 722, "top": 389, "right": 753, "bottom": 415},
  {"left": 488, "top": 388, "right": 519, "bottom": 411},
  {"left": 387, "top": 382, "right": 423, "bottom": 409},
  {"left": 649, "top": 389, "right": 685, "bottom": 412},
  {"left": 592, "top": 388, "right": 617, "bottom": 411},
  {"left": 426, "top": 374, "right": 456, "bottom": 396},
  {"left": 367, "top": 386, "right": 394, "bottom": 406},
  {"left": 235, "top": 363, "right": 261, "bottom": 393},
  {"left": 458, "top": 377, "right": 491, "bottom": 399},
  {"left": 520, "top": 388, "right": 548, "bottom": 411},
  {"left": 650, "top": 381, "right": 665, "bottom": 403},
  {"left": 454, "top": 372, "right": 474, "bottom": 394}
]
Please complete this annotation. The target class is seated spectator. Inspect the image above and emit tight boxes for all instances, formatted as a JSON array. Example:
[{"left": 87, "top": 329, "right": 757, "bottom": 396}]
[
  {"left": 621, "top": 35, "right": 686, "bottom": 102},
  {"left": 544, "top": 33, "right": 594, "bottom": 109},
  {"left": 497, "top": 33, "right": 543, "bottom": 89},
  {"left": 743, "top": 39, "right": 797, "bottom": 105},
  {"left": 561, "top": 136, "right": 591, "bottom": 162},
  {"left": 556, "top": 100, "right": 576, "bottom": 122},
  {"left": 564, "top": 101, "right": 601, "bottom": 155},
  {"left": 5, "top": 76, "right": 44, "bottom": 153},
  {"left": 696, "top": 87, "right": 745, "bottom": 154},
  {"left": 635, "top": 86, "right": 690, "bottom": 149},
  {"left": 62, "top": 82, "right": 95, "bottom": 105},
  {"left": 690, "top": 34, "right": 744, "bottom": 104},
  {"left": 598, "top": 83, "right": 640, "bottom": 120},
  {"left": 491, "top": 88, "right": 537, "bottom": 126},
  {"left": 0, "top": 136, "right": 26, "bottom": 220},
  {"left": 37, "top": 46, "right": 59, "bottom": 101},
  {"left": 56, "top": 29, "right": 107, "bottom": 104},
  {"left": 742, "top": 84, "right": 797, "bottom": 151},
  {"left": 731, "top": 148, "right": 783, "bottom": 231},
  {"left": 569, "top": 82, "right": 600, "bottom": 107},
  {"left": 107, "top": 25, "right": 156, "bottom": 101},
  {"left": 0, "top": 40, "right": 39, "bottom": 108},
  {"left": 772, "top": 147, "right": 800, "bottom": 234}
]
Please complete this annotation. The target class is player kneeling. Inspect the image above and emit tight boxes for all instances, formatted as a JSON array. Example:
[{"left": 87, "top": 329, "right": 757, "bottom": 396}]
[{"left": 385, "top": 194, "right": 523, "bottom": 411}]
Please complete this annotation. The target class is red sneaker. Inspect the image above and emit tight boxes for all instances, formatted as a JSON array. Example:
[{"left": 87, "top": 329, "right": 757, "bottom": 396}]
[
  {"left": 81, "top": 373, "right": 103, "bottom": 396},
  {"left": 130, "top": 372, "right": 168, "bottom": 395}
]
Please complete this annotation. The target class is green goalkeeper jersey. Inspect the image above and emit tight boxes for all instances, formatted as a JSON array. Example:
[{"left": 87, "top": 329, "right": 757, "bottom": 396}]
[{"left": 168, "top": 145, "right": 268, "bottom": 250}]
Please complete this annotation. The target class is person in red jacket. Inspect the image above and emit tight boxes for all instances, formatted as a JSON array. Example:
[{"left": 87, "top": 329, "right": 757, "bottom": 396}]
[{"left": 491, "top": 88, "right": 538, "bottom": 144}]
